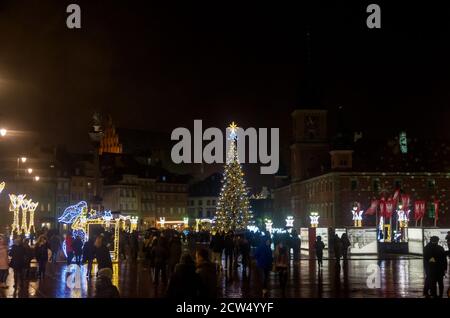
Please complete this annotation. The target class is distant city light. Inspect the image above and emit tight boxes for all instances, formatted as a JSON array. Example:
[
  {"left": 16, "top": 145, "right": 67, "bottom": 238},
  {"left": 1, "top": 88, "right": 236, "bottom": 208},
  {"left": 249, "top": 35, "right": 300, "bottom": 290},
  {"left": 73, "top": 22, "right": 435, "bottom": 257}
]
[
  {"left": 0, "top": 128, "right": 7, "bottom": 137},
  {"left": 20, "top": 157, "right": 27, "bottom": 163},
  {"left": 34, "top": 176, "right": 40, "bottom": 181},
  {"left": 27, "top": 168, "right": 33, "bottom": 174}
]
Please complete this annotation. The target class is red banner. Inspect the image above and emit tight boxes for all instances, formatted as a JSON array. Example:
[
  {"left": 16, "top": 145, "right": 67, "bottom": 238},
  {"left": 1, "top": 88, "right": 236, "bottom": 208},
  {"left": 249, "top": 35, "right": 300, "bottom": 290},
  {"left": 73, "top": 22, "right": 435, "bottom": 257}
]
[
  {"left": 379, "top": 198, "right": 386, "bottom": 218},
  {"left": 365, "top": 199, "right": 378, "bottom": 216},
  {"left": 401, "top": 194, "right": 410, "bottom": 210},
  {"left": 419, "top": 201, "right": 426, "bottom": 220},
  {"left": 386, "top": 198, "right": 394, "bottom": 218},
  {"left": 434, "top": 199, "right": 440, "bottom": 221}
]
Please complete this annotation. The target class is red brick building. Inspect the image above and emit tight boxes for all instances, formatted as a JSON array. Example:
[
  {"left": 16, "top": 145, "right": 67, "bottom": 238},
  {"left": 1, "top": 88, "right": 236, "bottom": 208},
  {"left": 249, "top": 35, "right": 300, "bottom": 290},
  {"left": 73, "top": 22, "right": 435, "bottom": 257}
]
[{"left": 273, "top": 108, "right": 450, "bottom": 229}]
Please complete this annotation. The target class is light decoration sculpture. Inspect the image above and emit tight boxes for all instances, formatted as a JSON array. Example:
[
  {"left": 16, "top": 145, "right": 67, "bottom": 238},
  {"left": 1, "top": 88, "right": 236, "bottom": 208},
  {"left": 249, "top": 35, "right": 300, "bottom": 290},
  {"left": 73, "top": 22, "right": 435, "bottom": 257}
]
[
  {"left": 351, "top": 202, "right": 364, "bottom": 227},
  {"left": 58, "top": 201, "right": 120, "bottom": 262},
  {"left": 9, "top": 194, "right": 26, "bottom": 237},
  {"left": 27, "top": 201, "right": 39, "bottom": 236},
  {"left": 20, "top": 199, "right": 31, "bottom": 233},
  {"left": 130, "top": 216, "right": 139, "bottom": 232},
  {"left": 310, "top": 212, "right": 319, "bottom": 228},
  {"left": 285, "top": 216, "right": 294, "bottom": 228}
]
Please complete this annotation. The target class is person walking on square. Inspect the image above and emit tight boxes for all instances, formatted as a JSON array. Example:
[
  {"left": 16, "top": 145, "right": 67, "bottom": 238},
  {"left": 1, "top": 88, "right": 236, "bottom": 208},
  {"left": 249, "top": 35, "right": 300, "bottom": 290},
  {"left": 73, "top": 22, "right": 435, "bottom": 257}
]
[
  {"left": 224, "top": 232, "right": 234, "bottom": 271},
  {"left": 333, "top": 234, "right": 343, "bottom": 263},
  {"left": 0, "top": 235, "right": 9, "bottom": 288},
  {"left": 424, "top": 236, "right": 447, "bottom": 298},
  {"left": 315, "top": 236, "right": 325, "bottom": 269},
  {"left": 254, "top": 237, "right": 273, "bottom": 298},
  {"left": 35, "top": 236, "right": 49, "bottom": 279},
  {"left": 49, "top": 234, "right": 61, "bottom": 264},
  {"left": 22, "top": 239, "right": 33, "bottom": 280},
  {"left": 209, "top": 232, "right": 224, "bottom": 272},
  {"left": 72, "top": 236, "right": 83, "bottom": 265},
  {"left": 95, "top": 268, "right": 120, "bottom": 298},
  {"left": 274, "top": 241, "right": 289, "bottom": 296},
  {"left": 196, "top": 248, "right": 218, "bottom": 298},
  {"left": 341, "top": 233, "right": 351, "bottom": 260},
  {"left": 168, "top": 234, "right": 182, "bottom": 278},
  {"left": 166, "top": 253, "right": 201, "bottom": 299},
  {"left": 94, "top": 235, "right": 113, "bottom": 272},
  {"left": 65, "top": 233, "right": 74, "bottom": 265},
  {"left": 151, "top": 238, "right": 168, "bottom": 286},
  {"left": 82, "top": 237, "right": 95, "bottom": 278},
  {"left": 9, "top": 239, "right": 25, "bottom": 288}
]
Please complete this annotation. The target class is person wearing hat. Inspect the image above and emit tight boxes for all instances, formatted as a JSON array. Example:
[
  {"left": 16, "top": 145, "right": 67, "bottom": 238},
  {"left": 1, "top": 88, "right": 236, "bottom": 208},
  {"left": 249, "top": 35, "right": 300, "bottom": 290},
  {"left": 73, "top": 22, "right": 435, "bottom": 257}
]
[
  {"left": 95, "top": 268, "right": 119, "bottom": 298},
  {"left": 423, "top": 236, "right": 447, "bottom": 298}
]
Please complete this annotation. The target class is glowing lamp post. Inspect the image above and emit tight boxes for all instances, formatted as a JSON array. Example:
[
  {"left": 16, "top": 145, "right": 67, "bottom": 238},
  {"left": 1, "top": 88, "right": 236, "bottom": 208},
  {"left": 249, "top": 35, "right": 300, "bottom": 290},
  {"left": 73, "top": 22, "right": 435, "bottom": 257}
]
[
  {"left": 159, "top": 217, "right": 166, "bottom": 228},
  {"left": 130, "top": 216, "right": 139, "bottom": 232},
  {"left": 309, "top": 212, "right": 319, "bottom": 228},
  {"left": 285, "top": 216, "right": 294, "bottom": 228},
  {"left": 351, "top": 203, "right": 364, "bottom": 227}
]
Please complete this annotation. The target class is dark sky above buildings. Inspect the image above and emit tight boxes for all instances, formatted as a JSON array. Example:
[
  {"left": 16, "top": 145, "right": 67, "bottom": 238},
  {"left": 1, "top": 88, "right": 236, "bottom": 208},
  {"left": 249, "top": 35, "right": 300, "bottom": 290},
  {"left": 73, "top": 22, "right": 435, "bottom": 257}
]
[{"left": 0, "top": 1, "right": 450, "bottom": 186}]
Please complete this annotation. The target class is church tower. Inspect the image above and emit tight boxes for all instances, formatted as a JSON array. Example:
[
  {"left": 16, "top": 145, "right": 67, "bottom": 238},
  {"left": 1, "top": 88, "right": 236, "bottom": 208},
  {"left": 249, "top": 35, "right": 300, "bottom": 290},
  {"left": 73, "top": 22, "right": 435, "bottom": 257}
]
[{"left": 290, "top": 27, "right": 329, "bottom": 181}]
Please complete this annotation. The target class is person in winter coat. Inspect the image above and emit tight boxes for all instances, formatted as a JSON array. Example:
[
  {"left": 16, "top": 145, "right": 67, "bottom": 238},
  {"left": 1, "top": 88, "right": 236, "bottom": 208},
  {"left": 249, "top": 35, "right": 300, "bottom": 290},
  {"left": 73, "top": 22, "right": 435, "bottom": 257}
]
[
  {"left": 82, "top": 238, "right": 95, "bottom": 278},
  {"left": 72, "top": 236, "right": 83, "bottom": 265},
  {"left": 151, "top": 238, "right": 168, "bottom": 286},
  {"left": 333, "top": 234, "right": 343, "bottom": 263},
  {"left": 254, "top": 237, "right": 273, "bottom": 298},
  {"left": 65, "top": 233, "right": 74, "bottom": 265},
  {"left": 209, "top": 232, "right": 224, "bottom": 272},
  {"left": 196, "top": 248, "right": 217, "bottom": 298},
  {"left": 0, "top": 235, "right": 9, "bottom": 288},
  {"left": 95, "top": 268, "right": 120, "bottom": 298},
  {"left": 22, "top": 239, "right": 33, "bottom": 279},
  {"left": 49, "top": 234, "right": 61, "bottom": 264},
  {"left": 239, "top": 236, "right": 251, "bottom": 277},
  {"left": 315, "top": 236, "right": 325, "bottom": 269},
  {"left": 423, "top": 236, "right": 448, "bottom": 298},
  {"left": 94, "top": 235, "right": 112, "bottom": 272},
  {"left": 445, "top": 231, "right": 450, "bottom": 252},
  {"left": 224, "top": 232, "right": 234, "bottom": 271},
  {"left": 167, "top": 235, "right": 182, "bottom": 277},
  {"left": 341, "top": 233, "right": 351, "bottom": 260},
  {"left": 9, "top": 239, "right": 25, "bottom": 288},
  {"left": 166, "top": 253, "right": 201, "bottom": 299},
  {"left": 34, "top": 236, "right": 49, "bottom": 279},
  {"left": 274, "top": 241, "right": 289, "bottom": 295}
]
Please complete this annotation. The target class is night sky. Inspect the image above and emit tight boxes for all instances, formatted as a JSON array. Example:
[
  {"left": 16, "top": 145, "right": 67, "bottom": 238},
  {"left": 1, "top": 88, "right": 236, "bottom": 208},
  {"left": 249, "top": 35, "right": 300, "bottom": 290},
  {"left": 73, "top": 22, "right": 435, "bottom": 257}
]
[{"left": 1, "top": 1, "right": 450, "bottom": 185}]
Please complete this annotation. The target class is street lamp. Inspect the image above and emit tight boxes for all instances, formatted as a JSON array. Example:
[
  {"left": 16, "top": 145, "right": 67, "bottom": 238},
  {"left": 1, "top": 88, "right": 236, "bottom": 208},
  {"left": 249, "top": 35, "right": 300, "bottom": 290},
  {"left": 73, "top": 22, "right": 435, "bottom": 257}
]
[
  {"left": 27, "top": 168, "right": 33, "bottom": 174},
  {"left": 0, "top": 128, "right": 7, "bottom": 137},
  {"left": 34, "top": 176, "right": 40, "bottom": 182},
  {"left": 21, "top": 157, "right": 27, "bottom": 163}
]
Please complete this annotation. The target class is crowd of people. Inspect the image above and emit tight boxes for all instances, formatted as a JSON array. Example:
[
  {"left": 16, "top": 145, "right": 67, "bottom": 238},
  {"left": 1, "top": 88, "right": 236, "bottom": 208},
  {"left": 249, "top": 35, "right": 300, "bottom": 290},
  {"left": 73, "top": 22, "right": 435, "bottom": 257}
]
[{"left": 0, "top": 227, "right": 449, "bottom": 298}]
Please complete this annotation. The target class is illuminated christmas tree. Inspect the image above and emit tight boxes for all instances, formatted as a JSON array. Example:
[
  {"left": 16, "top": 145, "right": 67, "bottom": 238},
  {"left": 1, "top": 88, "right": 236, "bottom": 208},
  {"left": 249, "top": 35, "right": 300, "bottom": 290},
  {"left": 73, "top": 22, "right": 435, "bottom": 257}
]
[{"left": 214, "top": 122, "right": 252, "bottom": 232}]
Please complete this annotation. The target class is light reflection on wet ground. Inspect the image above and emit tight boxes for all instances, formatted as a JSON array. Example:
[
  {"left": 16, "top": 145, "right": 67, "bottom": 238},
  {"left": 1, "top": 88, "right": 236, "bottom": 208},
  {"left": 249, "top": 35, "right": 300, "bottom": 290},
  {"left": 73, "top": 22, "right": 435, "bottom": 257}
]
[{"left": 0, "top": 255, "right": 446, "bottom": 298}]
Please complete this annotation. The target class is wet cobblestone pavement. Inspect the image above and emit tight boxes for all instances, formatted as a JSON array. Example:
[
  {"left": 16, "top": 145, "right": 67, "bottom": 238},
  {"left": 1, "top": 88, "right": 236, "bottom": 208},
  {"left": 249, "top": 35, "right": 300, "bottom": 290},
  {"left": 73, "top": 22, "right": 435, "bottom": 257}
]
[{"left": 1, "top": 254, "right": 446, "bottom": 298}]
